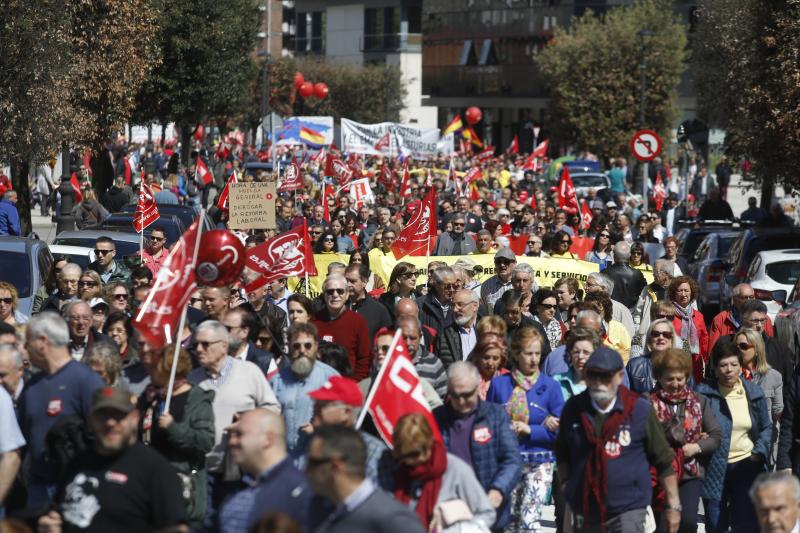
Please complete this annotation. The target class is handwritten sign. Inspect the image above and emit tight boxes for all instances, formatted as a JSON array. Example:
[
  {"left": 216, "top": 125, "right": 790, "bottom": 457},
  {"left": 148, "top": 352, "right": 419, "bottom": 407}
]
[{"left": 228, "top": 181, "right": 276, "bottom": 230}]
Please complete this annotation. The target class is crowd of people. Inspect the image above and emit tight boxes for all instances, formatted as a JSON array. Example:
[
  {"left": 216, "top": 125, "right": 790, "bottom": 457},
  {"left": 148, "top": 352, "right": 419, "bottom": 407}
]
[{"left": 1, "top": 139, "right": 800, "bottom": 533}]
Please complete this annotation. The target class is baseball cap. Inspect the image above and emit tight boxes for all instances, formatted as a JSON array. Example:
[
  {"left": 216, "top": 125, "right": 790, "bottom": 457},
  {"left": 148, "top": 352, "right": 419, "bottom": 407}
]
[
  {"left": 89, "top": 297, "right": 108, "bottom": 311},
  {"left": 494, "top": 246, "right": 516, "bottom": 262},
  {"left": 584, "top": 346, "right": 624, "bottom": 374},
  {"left": 606, "top": 201, "right": 618, "bottom": 209},
  {"left": 91, "top": 387, "right": 135, "bottom": 414},
  {"left": 308, "top": 376, "right": 364, "bottom": 407}
]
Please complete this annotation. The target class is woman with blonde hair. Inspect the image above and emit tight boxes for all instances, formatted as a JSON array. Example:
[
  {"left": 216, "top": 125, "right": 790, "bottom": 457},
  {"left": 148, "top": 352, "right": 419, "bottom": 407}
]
[
  {"left": 72, "top": 187, "right": 109, "bottom": 229},
  {"left": 78, "top": 270, "right": 103, "bottom": 301},
  {"left": 476, "top": 315, "right": 507, "bottom": 344},
  {"left": 470, "top": 337, "right": 508, "bottom": 400},
  {"left": 0, "top": 282, "right": 27, "bottom": 325}
]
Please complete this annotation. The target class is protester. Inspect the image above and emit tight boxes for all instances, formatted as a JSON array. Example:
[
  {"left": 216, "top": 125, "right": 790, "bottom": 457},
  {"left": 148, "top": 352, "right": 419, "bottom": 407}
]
[
  {"left": 470, "top": 337, "right": 509, "bottom": 400},
  {"left": 435, "top": 288, "right": 480, "bottom": 368},
  {"left": 480, "top": 247, "right": 516, "bottom": 315},
  {"left": 626, "top": 318, "right": 680, "bottom": 395},
  {"left": 669, "top": 276, "right": 709, "bottom": 382},
  {"left": 418, "top": 265, "right": 457, "bottom": 335}
]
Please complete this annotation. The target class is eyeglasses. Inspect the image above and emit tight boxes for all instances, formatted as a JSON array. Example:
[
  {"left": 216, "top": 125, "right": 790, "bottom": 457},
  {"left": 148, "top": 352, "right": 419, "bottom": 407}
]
[
  {"left": 449, "top": 387, "right": 478, "bottom": 400},
  {"left": 113, "top": 293, "right": 129, "bottom": 301},
  {"left": 737, "top": 342, "right": 754, "bottom": 350},
  {"left": 655, "top": 314, "right": 675, "bottom": 320},
  {"left": 439, "top": 283, "right": 458, "bottom": 290},
  {"left": 747, "top": 318, "right": 767, "bottom": 324},
  {"left": 527, "top": 241, "right": 537, "bottom": 246},
  {"left": 94, "top": 249, "right": 113, "bottom": 255},
  {"left": 150, "top": 236, "right": 165, "bottom": 242},
  {"left": 292, "top": 342, "right": 314, "bottom": 351},
  {"left": 193, "top": 340, "right": 223, "bottom": 350},
  {"left": 79, "top": 281, "right": 97, "bottom": 288},
  {"left": 453, "top": 222, "right": 465, "bottom": 227},
  {"left": 599, "top": 233, "right": 610, "bottom": 238},
  {"left": 325, "top": 288, "right": 346, "bottom": 296},
  {"left": 650, "top": 330, "right": 673, "bottom": 339},
  {"left": 0, "top": 298, "right": 12, "bottom": 305},
  {"left": 495, "top": 259, "right": 514, "bottom": 266},
  {"left": 539, "top": 303, "right": 557, "bottom": 310},
  {"left": 376, "top": 344, "right": 391, "bottom": 354}
]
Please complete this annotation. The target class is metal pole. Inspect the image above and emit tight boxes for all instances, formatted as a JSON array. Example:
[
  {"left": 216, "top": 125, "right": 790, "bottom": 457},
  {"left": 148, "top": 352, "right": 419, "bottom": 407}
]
[
  {"left": 639, "top": 35, "right": 648, "bottom": 213},
  {"left": 267, "top": 0, "right": 274, "bottom": 158}
]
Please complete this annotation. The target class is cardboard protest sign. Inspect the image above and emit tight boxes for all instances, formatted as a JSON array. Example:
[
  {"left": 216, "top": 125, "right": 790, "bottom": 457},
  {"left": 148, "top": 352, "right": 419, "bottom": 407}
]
[{"left": 228, "top": 182, "right": 276, "bottom": 230}]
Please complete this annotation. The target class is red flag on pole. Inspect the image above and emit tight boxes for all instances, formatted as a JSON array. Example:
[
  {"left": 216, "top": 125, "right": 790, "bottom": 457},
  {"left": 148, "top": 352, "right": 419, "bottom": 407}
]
[
  {"left": 580, "top": 199, "right": 593, "bottom": 229},
  {"left": 278, "top": 157, "right": 303, "bottom": 192},
  {"left": 476, "top": 147, "right": 495, "bottom": 161},
  {"left": 654, "top": 171, "right": 667, "bottom": 211},
  {"left": 195, "top": 158, "right": 213, "bottom": 186},
  {"left": 310, "top": 147, "right": 326, "bottom": 165},
  {"left": 463, "top": 166, "right": 482, "bottom": 185},
  {"left": 216, "top": 170, "right": 238, "bottom": 211},
  {"left": 399, "top": 160, "right": 412, "bottom": 203},
  {"left": 378, "top": 161, "right": 394, "bottom": 191},
  {"left": 322, "top": 183, "right": 333, "bottom": 223},
  {"left": 326, "top": 156, "right": 354, "bottom": 187},
  {"left": 244, "top": 224, "right": 316, "bottom": 291},
  {"left": 359, "top": 330, "right": 442, "bottom": 447},
  {"left": 133, "top": 217, "right": 201, "bottom": 347},
  {"left": 558, "top": 166, "right": 579, "bottom": 215},
  {"left": 70, "top": 173, "right": 84, "bottom": 203},
  {"left": 133, "top": 182, "right": 160, "bottom": 232},
  {"left": 507, "top": 134, "right": 520, "bottom": 154},
  {"left": 392, "top": 188, "right": 437, "bottom": 259},
  {"left": 522, "top": 140, "right": 549, "bottom": 170}
]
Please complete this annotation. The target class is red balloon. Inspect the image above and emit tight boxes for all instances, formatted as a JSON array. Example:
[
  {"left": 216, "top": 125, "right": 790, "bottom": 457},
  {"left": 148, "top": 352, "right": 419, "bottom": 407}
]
[
  {"left": 193, "top": 124, "right": 205, "bottom": 141},
  {"left": 313, "top": 82, "right": 329, "bottom": 99},
  {"left": 293, "top": 72, "right": 305, "bottom": 89},
  {"left": 195, "top": 230, "right": 246, "bottom": 287},
  {"left": 298, "top": 81, "right": 314, "bottom": 99},
  {"left": 465, "top": 106, "right": 482, "bottom": 125}
]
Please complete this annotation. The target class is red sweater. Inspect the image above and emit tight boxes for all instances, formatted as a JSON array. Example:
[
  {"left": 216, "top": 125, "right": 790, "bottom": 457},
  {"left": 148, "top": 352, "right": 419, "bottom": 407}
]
[{"left": 312, "top": 309, "right": 372, "bottom": 380}]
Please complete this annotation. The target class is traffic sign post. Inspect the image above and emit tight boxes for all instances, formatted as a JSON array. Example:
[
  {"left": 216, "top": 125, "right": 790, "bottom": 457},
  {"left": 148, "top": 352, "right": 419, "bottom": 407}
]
[{"left": 630, "top": 129, "right": 663, "bottom": 213}]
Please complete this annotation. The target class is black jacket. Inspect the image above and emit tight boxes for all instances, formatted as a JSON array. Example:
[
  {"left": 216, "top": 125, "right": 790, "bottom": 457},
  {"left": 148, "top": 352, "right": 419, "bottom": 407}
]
[
  {"left": 605, "top": 263, "right": 647, "bottom": 309},
  {"left": 417, "top": 293, "right": 453, "bottom": 336},
  {"left": 244, "top": 341, "right": 274, "bottom": 376},
  {"left": 349, "top": 295, "right": 392, "bottom": 342}
]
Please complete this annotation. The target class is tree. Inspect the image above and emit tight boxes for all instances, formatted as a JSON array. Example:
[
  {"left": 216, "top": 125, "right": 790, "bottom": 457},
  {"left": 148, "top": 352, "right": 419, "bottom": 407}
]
[
  {"left": 694, "top": 0, "right": 800, "bottom": 202},
  {"left": 0, "top": 0, "right": 78, "bottom": 235},
  {"left": 534, "top": 0, "right": 687, "bottom": 158}
]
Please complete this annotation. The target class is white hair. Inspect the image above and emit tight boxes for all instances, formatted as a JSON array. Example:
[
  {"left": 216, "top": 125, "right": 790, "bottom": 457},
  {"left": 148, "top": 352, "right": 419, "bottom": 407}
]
[
  {"left": 195, "top": 320, "right": 229, "bottom": 343},
  {"left": 27, "top": 312, "right": 70, "bottom": 347},
  {"left": 749, "top": 471, "right": 800, "bottom": 504},
  {"left": 613, "top": 241, "right": 631, "bottom": 263},
  {"left": 447, "top": 361, "right": 480, "bottom": 386},
  {"left": 0, "top": 343, "right": 23, "bottom": 368},
  {"left": 588, "top": 272, "right": 614, "bottom": 293}
]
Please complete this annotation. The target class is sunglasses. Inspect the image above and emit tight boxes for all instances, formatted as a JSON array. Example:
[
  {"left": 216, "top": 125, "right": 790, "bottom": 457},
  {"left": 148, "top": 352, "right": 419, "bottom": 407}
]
[
  {"left": 539, "top": 303, "right": 557, "bottom": 310},
  {"left": 323, "top": 238, "right": 335, "bottom": 243},
  {"left": 325, "top": 288, "right": 346, "bottom": 296},
  {"left": 79, "top": 281, "right": 97, "bottom": 287},
  {"left": 599, "top": 233, "right": 610, "bottom": 238},
  {"left": 292, "top": 342, "right": 314, "bottom": 351},
  {"left": 631, "top": 251, "right": 642, "bottom": 256},
  {"left": 737, "top": 342, "right": 754, "bottom": 350},
  {"left": 150, "top": 236, "right": 165, "bottom": 242},
  {"left": 257, "top": 336, "right": 272, "bottom": 344},
  {"left": 400, "top": 272, "right": 416, "bottom": 279},
  {"left": 650, "top": 330, "right": 673, "bottom": 339},
  {"left": 449, "top": 387, "right": 478, "bottom": 401},
  {"left": 113, "top": 293, "right": 129, "bottom": 300},
  {"left": 311, "top": 231, "right": 322, "bottom": 236},
  {"left": 655, "top": 314, "right": 675, "bottom": 320},
  {"left": 193, "top": 340, "right": 223, "bottom": 350},
  {"left": 453, "top": 222, "right": 465, "bottom": 227},
  {"left": 94, "top": 249, "right": 113, "bottom": 255},
  {"left": 0, "top": 297, "right": 12, "bottom": 305}
]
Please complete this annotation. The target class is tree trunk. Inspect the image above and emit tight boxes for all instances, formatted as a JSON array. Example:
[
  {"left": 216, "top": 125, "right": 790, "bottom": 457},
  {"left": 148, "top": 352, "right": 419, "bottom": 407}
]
[
  {"left": 10, "top": 159, "right": 32, "bottom": 236},
  {"left": 760, "top": 176, "right": 774, "bottom": 210},
  {"left": 180, "top": 123, "right": 192, "bottom": 165},
  {"left": 90, "top": 146, "right": 115, "bottom": 197}
]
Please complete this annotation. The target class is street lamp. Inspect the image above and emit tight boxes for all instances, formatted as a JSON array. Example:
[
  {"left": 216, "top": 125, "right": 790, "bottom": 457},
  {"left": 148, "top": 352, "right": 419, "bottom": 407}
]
[{"left": 637, "top": 29, "right": 655, "bottom": 212}]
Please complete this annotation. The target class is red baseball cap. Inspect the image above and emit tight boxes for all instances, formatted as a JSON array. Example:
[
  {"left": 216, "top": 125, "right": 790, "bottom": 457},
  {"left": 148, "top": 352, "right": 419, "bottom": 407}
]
[{"left": 308, "top": 376, "right": 364, "bottom": 407}]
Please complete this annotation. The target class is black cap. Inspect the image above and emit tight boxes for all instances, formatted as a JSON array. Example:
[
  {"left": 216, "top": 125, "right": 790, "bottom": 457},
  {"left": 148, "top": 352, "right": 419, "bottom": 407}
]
[{"left": 585, "top": 346, "right": 624, "bottom": 374}]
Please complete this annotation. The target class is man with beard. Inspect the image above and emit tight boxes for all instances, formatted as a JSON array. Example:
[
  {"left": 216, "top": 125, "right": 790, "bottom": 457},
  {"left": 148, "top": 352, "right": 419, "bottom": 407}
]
[
  {"left": 554, "top": 347, "right": 680, "bottom": 532},
  {"left": 436, "top": 289, "right": 480, "bottom": 369},
  {"left": 270, "top": 321, "right": 339, "bottom": 452},
  {"left": 38, "top": 387, "right": 187, "bottom": 532},
  {"left": 222, "top": 308, "right": 275, "bottom": 376},
  {"left": 479, "top": 247, "right": 516, "bottom": 316}
]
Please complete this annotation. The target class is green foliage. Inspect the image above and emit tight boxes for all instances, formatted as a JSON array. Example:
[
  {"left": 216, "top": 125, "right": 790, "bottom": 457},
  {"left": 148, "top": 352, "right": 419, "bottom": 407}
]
[
  {"left": 534, "top": 0, "right": 687, "bottom": 157},
  {"left": 694, "top": 0, "right": 800, "bottom": 192}
]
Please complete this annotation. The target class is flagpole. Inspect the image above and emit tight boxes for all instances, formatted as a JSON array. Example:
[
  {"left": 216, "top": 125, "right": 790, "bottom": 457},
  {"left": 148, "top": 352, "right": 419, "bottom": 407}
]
[
  {"left": 355, "top": 328, "right": 403, "bottom": 430},
  {"left": 164, "top": 208, "right": 206, "bottom": 414},
  {"left": 304, "top": 272, "right": 309, "bottom": 297},
  {"left": 139, "top": 180, "right": 145, "bottom": 258}
]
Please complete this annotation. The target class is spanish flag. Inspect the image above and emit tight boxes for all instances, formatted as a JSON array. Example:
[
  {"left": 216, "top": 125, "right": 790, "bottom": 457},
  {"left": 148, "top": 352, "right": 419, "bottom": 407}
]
[
  {"left": 464, "top": 125, "right": 483, "bottom": 148},
  {"left": 442, "top": 115, "right": 463, "bottom": 136},
  {"left": 300, "top": 126, "right": 326, "bottom": 146}
]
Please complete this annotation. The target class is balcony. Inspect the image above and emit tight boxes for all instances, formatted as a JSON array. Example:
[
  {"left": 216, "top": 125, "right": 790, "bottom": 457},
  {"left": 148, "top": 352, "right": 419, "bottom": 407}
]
[
  {"left": 290, "top": 36, "right": 325, "bottom": 55},
  {"left": 360, "top": 33, "right": 422, "bottom": 53},
  {"left": 423, "top": 65, "right": 549, "bottom": 99}
]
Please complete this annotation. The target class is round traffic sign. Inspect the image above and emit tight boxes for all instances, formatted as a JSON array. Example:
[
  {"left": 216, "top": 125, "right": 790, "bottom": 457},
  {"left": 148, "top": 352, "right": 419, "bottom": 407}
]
[{"left": 629, "top": 129, "right": 663, "bottom": 162}]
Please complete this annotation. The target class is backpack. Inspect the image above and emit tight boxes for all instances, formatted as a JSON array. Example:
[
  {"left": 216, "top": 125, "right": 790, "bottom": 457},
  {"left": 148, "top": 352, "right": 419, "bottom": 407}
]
[
  {"left": 187, "top": 178, "right": 199, "bottom": 197},
  {"left": 44, "top": 415, "right": 95, "bottom": 480}
]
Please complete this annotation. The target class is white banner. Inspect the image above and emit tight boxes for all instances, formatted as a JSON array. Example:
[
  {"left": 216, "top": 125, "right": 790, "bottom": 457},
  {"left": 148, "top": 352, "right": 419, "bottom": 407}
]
[
  {"left": 341, "top": 118, "right": 447, "bottom": 159},
  {"left": 349, "top": 178, "right": 375, "bottom": 208}
]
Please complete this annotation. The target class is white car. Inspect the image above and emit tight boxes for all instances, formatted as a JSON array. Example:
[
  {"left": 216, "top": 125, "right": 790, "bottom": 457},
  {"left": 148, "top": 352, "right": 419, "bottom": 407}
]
[
  {"left": 744, "top": 249, "right": 800, "bottom": 321},
  {"left": 49, "top": 244, "right": 96, "bottom": 271}
]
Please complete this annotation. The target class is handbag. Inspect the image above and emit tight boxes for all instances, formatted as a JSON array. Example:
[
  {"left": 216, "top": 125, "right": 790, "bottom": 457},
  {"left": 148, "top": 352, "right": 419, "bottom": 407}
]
[{"left": 430, "top": 499, "right": 491, "bottom": 533}]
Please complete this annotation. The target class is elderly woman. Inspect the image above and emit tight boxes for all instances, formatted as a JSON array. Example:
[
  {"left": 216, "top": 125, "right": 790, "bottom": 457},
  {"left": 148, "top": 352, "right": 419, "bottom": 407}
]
[
  {"left": 487, "top": 327, "right": 564, "bottom": 532},
  {"left": 626, "top": 318, "right": 680, "bottom": 395},
  {"left": 696, "top": 341, "right": 771, "bottom": 532},
  {"left": 78, "top": 270, "right": 103, "bottom": 301},
  {"left": 137, "top": 348, "right": 215, "bottom": 527},
  {"left": 553, "top": 327, "right": 601, "bottom": 401},
  {"left": 470, "top": 337, "right": 509, "bottom": 400},
  {"left": 392, "top": 412, "right": 494, "bottom": 529},
  {"left": 669, "top": 276, "right": 709, "bottom": 383},
  {"left": 0, "top": 282, "right": 28, "bottom": 325},
  {"left": 650, "top": 349, "right": 721, "bottom": 533},
  {"left": 476, "top": 315, "right": 508, "bottom": 344},
  {"left": 103, "top": 281, "right": 130, "bottom": 314},
  {"left": 533, "top": 288, "right": 563, "bottom": 349},
  {"left": 81, "top": 341, "right": 122, "bottom": 386},
  {"left": 103, "top": 311, "right": 139, "bottom": 365}
]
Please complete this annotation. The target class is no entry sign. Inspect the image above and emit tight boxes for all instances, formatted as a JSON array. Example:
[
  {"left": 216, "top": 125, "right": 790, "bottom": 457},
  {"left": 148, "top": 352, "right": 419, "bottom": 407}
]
[{"left": 630, "top": 129, "right": 663, "bottom": 162}]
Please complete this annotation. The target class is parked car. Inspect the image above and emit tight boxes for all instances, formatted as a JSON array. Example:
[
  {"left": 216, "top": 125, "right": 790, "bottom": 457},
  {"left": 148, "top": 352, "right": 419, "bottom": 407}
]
[
  {"left": 0, "top": 236, "right": 53, "bottom": 317},
  {"left": 88, "top": 212, "right": 186, "bottom": 246},
  {"left": 49, "top": 244, "right": 96, "bottom": 271},
  {"left": 570, "top": 172, "right": 613, "bottom": 203},
  {"left": 743, "top": 249, "right": 800, "bottom": 321},
  {"left": 688, "top": 231, "right": 740, "bottom": 313},
  {"left": 53, "top": 230, "right": 143, "bottom": 266},
  {"left": 720, "top": 227, "right": 800, "bottom": 310},
  {"left": 674, "top": 219, "right": 737, "bottom": 263},
  {"left": 119, "top": 204, "right": 214, "bottom": 232}
]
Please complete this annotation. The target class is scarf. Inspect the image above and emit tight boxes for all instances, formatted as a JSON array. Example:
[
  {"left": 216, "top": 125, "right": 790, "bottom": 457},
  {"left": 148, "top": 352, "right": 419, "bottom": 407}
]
[
  {"left": 579, "top": 387, "right": 639, "bottom": 529},
  {"left": 506, "top": 368, "right": 538, "bottom": 423},
  {"left": 674, "top": 303, "right": 700, "bottom": 355},
  {"left": 651, "top": 386, "right": 704, "bottom": 479},
  {"left": 394, "top": 439, "right": 448, "bottom": 527}
]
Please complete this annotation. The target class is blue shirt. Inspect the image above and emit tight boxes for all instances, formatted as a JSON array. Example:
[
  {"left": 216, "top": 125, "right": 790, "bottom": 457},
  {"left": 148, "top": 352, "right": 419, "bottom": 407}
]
[{"left": 0, "top": 200, "right": 21, "bottom": 236}]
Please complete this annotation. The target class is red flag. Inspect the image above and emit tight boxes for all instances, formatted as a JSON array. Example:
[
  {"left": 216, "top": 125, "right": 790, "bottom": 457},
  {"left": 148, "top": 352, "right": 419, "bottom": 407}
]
[
  {"left": 133, "top": 217, "right": 201, "bottom": 347},
  {"left": 464, "top": 166, "right": 482, "bottom": 185},
  {"left": 245, "top": 224, "right": 316, "bottom": 291},
  {"left": 195, "top": 158, "right": 213, "bottom": 186},
  {"left": 322, "top": 183, "right": 333, "bottom": 223},
  {"left": 392, "top": 188, "right": 437, "bottom": 259},
  {"left": 133, "top": 182, "right": 160, "bottom": 232},
  {"left": 522, "top": 140, "right": 549, "bottom": 171},
  {"left": 558, "top": 166, "right": 579, "bottom": 215},
  {"left": 654, "top": 171, "right": 667, "bottom": 211},
  {"left": 363, "top": 331, "right": 442, "bottom": 447},
  {"left": 378, "top": 161, "right": 394, "bottom": 191},
  {"left": 507, "top": 134, "right": 520, "bottom": 154},
  {"left": 580, "top": 199, "right": 593, "bottom": 229},
  {"left": 310, "top": 147, "right": 326, "bottom": 165},
  {"left": 476, "top": 147, "right": 495, "bottom": 161},
  {"left": 530, "top": 192, "right": 537, "bottom": 211},
  {"left": 326, "top": 156, "right": 354, "bottom": 187},
  {"left": 399, "top": 160, "right": 412, "bottom": 203},
  {"left": 216, "top": 170, "right": 239, "bottom": 211},
  {"left": 278, "top": 157, "right": 303, "bottom": 192},
  {"left": 70, "top": 173, "right": 83, "bottom": 203},
  {"left": 123, "top": 159, "right": 132, "bottom": 185},
  {"left": 374, "top": 132, "right": 391, "bottom": 153}
]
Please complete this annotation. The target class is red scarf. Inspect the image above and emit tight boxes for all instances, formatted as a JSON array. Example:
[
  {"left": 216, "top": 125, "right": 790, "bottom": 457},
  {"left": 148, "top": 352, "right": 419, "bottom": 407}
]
[
  {"left": 394, "top": 440, "right": 448, "bottom": 527},
  {"left": 579, "top": 386, "right": 639, "bottom": 528}
]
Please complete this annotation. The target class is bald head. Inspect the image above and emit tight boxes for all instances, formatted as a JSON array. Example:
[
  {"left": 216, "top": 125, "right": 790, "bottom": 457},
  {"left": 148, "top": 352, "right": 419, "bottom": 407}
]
[
  {"left": 394, "top": 297, "right": 419, "bottom": 319},
  {"left": 226, "top": 408, "right": 287, "bottom": 477}
]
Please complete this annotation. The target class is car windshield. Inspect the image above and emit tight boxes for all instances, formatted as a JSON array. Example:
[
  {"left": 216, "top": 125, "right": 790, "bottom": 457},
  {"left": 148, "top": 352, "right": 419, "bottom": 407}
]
[
  {"left": 571, "top": 174, "right": 607, "bottom": 188},
  {"left": 718, "top": 236, "right": 737, "bottom": 257},
  {"left": 766, "top": 260, "right": 800, "bottom": 285},
  {"left": 0, "top": 252, "right": 32, "bottom": 297},
  {"left": 53, "top": 237, "right": 140, "bottom": 258},
  {"left": 680, "top": 230, "right": 711, "bottom": 259}
]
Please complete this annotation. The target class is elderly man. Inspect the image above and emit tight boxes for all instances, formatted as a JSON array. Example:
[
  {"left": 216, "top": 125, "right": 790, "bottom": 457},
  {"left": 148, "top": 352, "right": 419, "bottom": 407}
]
[
  {"left": 270, "top": 321, "right": 339, "bottom": 451},
  {"left": 243, "top": 281, "right": 288, "bottom": 342},
  {"left": 345, "top": 263, "right": 392, "bottom": 340},
  {"left": 0, "top": 343, "right": 24, "bottom": 407},
  {"left": 218, "top": 409, "right": 313, "bottom": 533},
  {"left": 0, "top": 386, "right": 22, "bottom": 516},
  {"left": 42, "top": 262, "right": 82, "bottom": 312},
  {"left": 749, "top": 471, "right": 800, "bottom": 533},
  {"left": 708, "top": 283, "right": 775, "bottom": 349},
  {"left": 187, "top": 320, "right": 279, "bottom": 517},
  {"left": 306, "top": 425, "right": 425, "bottom": 533},
  {"left": 64, "top": 300, "right": 113, "bottom": 360},
  {"left": 555, "top": 348, "right": 680, "bottom": 532},
  {"left": 19, "top": 312, "right": 105, "bottom": 505},
  {"left": 480, "top": 247, "right": 517, "bottom": 315},
  {"left": 395, "top": 297, "right": 437, "bottom": 351},
  {"left": 399, "top": 316, "right": 447, "bottom": 397},
  {"left": 433, "top": 362, "right": 521, "bottom": 530},
  {"left": 604, "top": 241, "right": 646, "bottom": 309},
  {"left": 434, "top": 213, "right": 477, "bottom": 256},
  {"left": 493, "top": 263, "right": 539, "bottom": 316},
  {"left": 436, "top": 289, "right": 480, "bottom": 369},
  {"left": 38, "top": 387, "right": 187, "bottom": 532},
  {"left": 222, "top": 308, "right": 274, "bottom": 376},
  {"left": 473, "top": 229, "right": 495, "bottom": 255},
  {"left": 88, "top": 236, "right": 131, "bottom": 287},
  {"left": 418, "top": 265, "right": 457, "bottom": 336},
  {"left": 585, "top": 272, "right": 635, "bottom": 337},
  {"left": 312, "top": 274, "right": 371, "bottom": 380}
]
